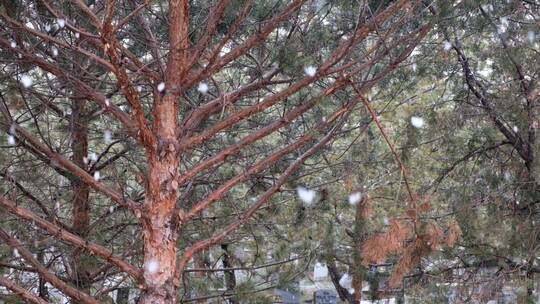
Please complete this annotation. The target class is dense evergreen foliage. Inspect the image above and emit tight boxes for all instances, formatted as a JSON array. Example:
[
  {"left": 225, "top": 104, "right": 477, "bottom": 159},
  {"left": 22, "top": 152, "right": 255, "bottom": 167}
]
[{"left": 0, "top": 0, "right": 539, "bottom": 303}]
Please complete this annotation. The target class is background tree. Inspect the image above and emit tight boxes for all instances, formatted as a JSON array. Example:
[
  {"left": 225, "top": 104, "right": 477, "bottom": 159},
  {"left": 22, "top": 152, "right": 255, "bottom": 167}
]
[
  {"left": 353, "top": 0, "right": 540, "bottom": 302},
  {"left": 0, "top": 0, "right": 432, "bottom": 303}
]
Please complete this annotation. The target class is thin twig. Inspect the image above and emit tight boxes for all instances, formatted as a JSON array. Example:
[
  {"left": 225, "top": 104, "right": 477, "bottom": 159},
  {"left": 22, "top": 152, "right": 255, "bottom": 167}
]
[{"left": 351, "top": 83, "right": 416, "bottom": 205}]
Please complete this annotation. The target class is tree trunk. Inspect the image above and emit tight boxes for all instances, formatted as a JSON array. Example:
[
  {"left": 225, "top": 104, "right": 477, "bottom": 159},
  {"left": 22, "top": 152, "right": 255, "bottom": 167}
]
[
  {"left": 221, "top": 244, "right": 237, "bottom": 304},
  {"left": 137, "top": 0, "right": 188, "bottom": 297},
  {"left": 70, "top": 99, "right": 92, "bottom": 300},
  {"left": 327, "top": 259, "right": 354, "bottom": 303},
  {"left": 352, "top": 197, "right": 366, "bottom": 302},
  {"left": 526, "top": 271, "right": 535, "bottom": 304},
  {"left": 138, "top": 97, "right": 180, "bottom": 304},
  {"left": 116, "top": 287, "right": 130, "bottom": 304},
  {"left": 37, "top": 251, "right": 49, "bottom": 302}
]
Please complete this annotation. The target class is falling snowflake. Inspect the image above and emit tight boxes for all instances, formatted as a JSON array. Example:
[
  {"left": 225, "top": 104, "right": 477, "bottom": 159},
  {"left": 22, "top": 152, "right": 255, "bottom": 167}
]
[
  {"left": 104, "top": 130, "right": 112, "bottom": 143},
  {"left": 528, "top": 31, "right": 535, "bottom": 43},
  {"left": 304, "top": 65, "right": 317, "bottom": 77},
  {"left": 105, "top": 98, "right": 110, "bottom": 106},
  {"left": 348, "top": 192, "right": 362, "bottom": 205},
  {"left": 137, "top": 86, "right": 143, "bottom": 92},
  {"left": 297, "top": 186, "right": 316, "bottom": 205},
  {"left": 93, "top": 171, "right": 100, "bottom": 181},
  {"left": 10, "top": 41, "right": 16, "bottom": 48},
  {"left": 443, "top": 41, "right": 452, "bottom": 51},
  {"left": 339, "top": 273, "right": 352, "bottom": 289},
  {"left": 513, "top": 126, "right": 519, "bottom": 132},
  {"left": 157, "top": 82, "right": 165, "bottom": 92},
  {"left": 109, "top": 206, "right": 114, "bottom": 213},
  {"left": 197, "top": 82, "right": 209, "bottom": 94},
  {"left": 89, "top": 152, "right": 98, "bottom": 162},
  {"left": 313, "top": 263, "right": 328, "bottom": 279},
  {"left": 51, "top": 46, "right": 59, "bottom": 57},
  {"left": 383, "top": 217, "right": 389, "bottom": 225},
  {"left": 410, "top": 116, "right": 425, "bottom": 128},
  {"left": 312, "top": 0, "right": 326, "bottom": 11},
  {"left": 74, "top": 32, "right": 80, "bottom": 39},
  {"left": 7, "top": 135, "right": 15, "bottom": 146},
  {"left": 412, "top": 63, "right": 417, "bottom": 72},
  {"left": 20, "top": 75, "right": 33, "bottom": 88},
  {"left": 500, "top": 16, "right": 509, "bottom": 27},
  {"left": 145, "top": 260, "right": 159, "bottom": 274},
  {"left": 57, "top": 18, "right": 66, "bottom": 28}
]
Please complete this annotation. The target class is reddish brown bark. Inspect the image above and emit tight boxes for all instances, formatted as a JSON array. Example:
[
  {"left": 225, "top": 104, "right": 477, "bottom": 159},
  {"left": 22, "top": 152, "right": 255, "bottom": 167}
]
[
  {"left": 138, "top": 96, "right": 181, "bottom": 303},
  {"left": 0, "top": 276, "right": 48, "bottom": 304},
  {"left": 137, "top": 0, "right": 187, "bottom": 294},
  {"left": 102, "top": 2, "right": 156, "bottom": 149},
  {"left": 167, "top": 0, "right": 191, "bottom": 88},
  {"left": 136, "top": 1, "right": 189, "bottom": 301}
]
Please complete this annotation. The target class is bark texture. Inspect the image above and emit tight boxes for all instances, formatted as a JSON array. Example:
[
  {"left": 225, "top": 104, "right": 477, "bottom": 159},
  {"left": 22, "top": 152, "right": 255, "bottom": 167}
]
[
  {"left": 139, "top": 98, "right": 181, "bottom": 303},
  {"left": 70, "top": 99, "right": 92, "bottom": 298}
]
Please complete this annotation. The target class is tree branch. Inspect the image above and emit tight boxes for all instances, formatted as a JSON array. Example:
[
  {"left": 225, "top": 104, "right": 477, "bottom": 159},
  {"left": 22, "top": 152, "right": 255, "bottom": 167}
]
[
  {"left": 0, "top": 276, "right": 48, "bottom": 304},
  {"left": 0, "top": 195, "right": 143, "bottom": 282},
  {"left": 0, "top": 227, "right": 100, "bottom": 304},
  {"left": 0, "top": 117, "right": 140, "bottom": 213},
  {"left": 175, "top": 103, "right": 356, "bottom": 284}
]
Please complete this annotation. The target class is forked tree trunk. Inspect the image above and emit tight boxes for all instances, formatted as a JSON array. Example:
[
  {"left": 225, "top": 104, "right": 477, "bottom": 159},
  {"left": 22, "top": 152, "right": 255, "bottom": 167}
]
[{"left": 138, "top": 0, "right": 188, "bottom": 300}]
